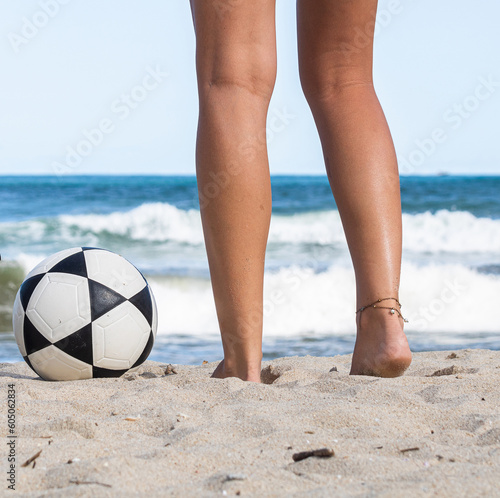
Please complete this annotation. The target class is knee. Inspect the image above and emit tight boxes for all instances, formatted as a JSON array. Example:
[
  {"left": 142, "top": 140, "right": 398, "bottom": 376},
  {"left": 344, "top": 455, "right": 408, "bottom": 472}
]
[
  {"left": 202, "top": 72, "right": 276, "bottom": 103},
  {"left": 298, "top": 58, "right": 374, "bottom": 108},
  {"left": 196, "top": 53, "right": 276, "bottom": 104}
]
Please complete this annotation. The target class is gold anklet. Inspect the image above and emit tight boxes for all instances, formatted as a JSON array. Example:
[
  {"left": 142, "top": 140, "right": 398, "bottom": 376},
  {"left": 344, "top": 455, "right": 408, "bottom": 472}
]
[{"left": 356, "top": 297, "right": 409, "bottom": 323}]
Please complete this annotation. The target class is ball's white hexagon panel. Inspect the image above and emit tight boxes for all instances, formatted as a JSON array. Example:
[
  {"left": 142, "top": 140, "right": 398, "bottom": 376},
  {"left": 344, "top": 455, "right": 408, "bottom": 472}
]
[
  {"left": 84, "top": 250, "right": 146, "bottom": 299},
  {"left": 149, "top": 285, "right": 158, "bottom": 339},
  {"left": 25, "top": 248, "right": 82, "bottom": 279},
  {"left": 26, "top": 273, "right": 91, "bottom": 343},
  {"left": 28, "top": 345, "right": 93, "bottom": 381},
  {"left": 12, "top": 291, "right": 26, "bottom": 356},
  {"left": 92, "top": 301, "right": 150, "bottom": 369}
]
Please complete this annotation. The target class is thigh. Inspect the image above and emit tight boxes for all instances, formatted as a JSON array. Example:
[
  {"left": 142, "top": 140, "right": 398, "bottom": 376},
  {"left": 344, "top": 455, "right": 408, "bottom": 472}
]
[
  {"left": 190, "top": 0, "right": 277, "bottom": 98},
  {"left": 297, "top": 0, "right": 379, "bottom": 90}
]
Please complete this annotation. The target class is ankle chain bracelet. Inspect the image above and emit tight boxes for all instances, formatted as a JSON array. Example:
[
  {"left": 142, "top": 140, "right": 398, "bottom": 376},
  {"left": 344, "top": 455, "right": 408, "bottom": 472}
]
[{"left": 356, "top": 297, "right": 409, "bottom": 323}]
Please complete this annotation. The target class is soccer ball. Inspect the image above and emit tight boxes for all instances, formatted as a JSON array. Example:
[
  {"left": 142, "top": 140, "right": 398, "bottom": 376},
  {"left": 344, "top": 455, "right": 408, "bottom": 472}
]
[{"left": 12, "top": 247, "right": 157, "bottom": 381}]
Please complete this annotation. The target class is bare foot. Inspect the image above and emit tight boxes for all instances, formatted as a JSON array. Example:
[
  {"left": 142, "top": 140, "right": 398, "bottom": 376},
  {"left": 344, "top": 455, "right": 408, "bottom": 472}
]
[
  {"left": 211, "top": 359, "right": 262, "bottom": 383},
  {"left": 350, "top": 308, "right": 412, "bottom": 378}
]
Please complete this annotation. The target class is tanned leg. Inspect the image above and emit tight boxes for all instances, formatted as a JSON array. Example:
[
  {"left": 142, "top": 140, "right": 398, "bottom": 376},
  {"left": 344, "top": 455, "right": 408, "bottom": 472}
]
[
  {"left": 297, "top": 0, "right": 412, "bottom": 377},
  {"left": 189, "top": 0, "right": 277, "bottom": 382}
]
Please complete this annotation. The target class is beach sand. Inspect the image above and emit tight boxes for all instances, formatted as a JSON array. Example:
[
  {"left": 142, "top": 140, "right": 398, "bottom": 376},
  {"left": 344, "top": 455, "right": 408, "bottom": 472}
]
[{"left": 1, "top": 349, "right": 499, "bottom": 497}]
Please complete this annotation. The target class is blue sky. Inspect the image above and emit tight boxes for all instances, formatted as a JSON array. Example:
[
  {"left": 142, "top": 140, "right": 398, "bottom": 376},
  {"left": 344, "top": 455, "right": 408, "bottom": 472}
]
[{"left": 1, "top": 0, "right": 499, "bottom": 176}]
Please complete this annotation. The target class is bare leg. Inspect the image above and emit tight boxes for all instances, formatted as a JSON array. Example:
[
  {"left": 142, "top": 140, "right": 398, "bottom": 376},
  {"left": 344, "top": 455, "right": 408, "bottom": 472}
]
[
  {"left": 297, "top": 0, "right": 411, "bottom": 377},
  {"left": 190, "top": 0, "right": 277, "bottom": 382}
]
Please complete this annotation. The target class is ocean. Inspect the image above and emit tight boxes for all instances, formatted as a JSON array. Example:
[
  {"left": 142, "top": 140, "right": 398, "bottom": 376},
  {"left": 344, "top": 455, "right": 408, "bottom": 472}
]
[{"left": 1, "top": 175, "right": 499, "bottom": 365}]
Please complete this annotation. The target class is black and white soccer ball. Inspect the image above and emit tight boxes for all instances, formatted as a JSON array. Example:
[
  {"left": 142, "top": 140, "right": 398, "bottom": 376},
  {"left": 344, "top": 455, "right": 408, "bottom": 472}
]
[{"left": 12, "top": 247, "right": 157, "bottom": 381}]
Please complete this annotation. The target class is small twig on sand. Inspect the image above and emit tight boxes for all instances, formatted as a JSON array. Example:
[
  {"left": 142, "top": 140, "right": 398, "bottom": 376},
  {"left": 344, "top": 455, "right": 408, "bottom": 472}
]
[
  {"left": 21, "top": 450, "right": 42, "bottom": 467},
  {"left": 292, "top": 448, "right": 335, "bottom": 462},
  {"left": 70, "top": 479, "right": 112, "bottom": 488}
]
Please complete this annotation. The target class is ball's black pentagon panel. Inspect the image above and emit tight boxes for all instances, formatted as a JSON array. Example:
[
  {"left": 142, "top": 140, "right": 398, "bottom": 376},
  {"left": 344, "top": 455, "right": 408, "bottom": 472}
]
[
  {"left": 92, "top": 365, "right": 129, "bottom": 378},
  {"left": 49, "top": 250, "right": 88, "bottom": 278},
  {"left": 13, "top": 247, "right": 158, "bottom": 381},
  {"left": 25, "top": 247, "right": 83, "bottom": 280},
  {"left": 19, "top": 273, "right": 45, "bottom": 311},
  {"left": 23, "top": 315, "right": 51, "bottom": 356},
  {"left": 131, "top": 330, "right": 155, "bottom": 369},
  {"left": 88, "top": 279, "right": 127, "bottom": 322},
  {"left": 129, "top": 286, "right": 154, "bottom": 327},
  {"left": 53, "top": 323, "right": 93, "bottom": 365}
]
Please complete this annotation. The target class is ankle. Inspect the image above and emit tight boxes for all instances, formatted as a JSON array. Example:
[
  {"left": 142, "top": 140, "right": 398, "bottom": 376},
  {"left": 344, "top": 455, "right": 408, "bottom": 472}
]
[
  {"left": 356, "top": 296, "right": 408, "bottom": 326},
  {"left": 213, "top": 358, "right": 262, "bottom": 382}
]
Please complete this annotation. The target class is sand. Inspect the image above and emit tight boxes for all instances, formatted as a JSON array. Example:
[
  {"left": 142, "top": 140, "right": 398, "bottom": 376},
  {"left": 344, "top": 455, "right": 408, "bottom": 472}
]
[{"left": 1, "top": 349, "right": 499, "bottom": 497}]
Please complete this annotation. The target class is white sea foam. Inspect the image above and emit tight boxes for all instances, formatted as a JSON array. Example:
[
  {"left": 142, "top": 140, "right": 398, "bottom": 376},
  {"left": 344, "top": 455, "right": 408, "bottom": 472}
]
[
  {"left": 58, "top": 203, "right": 205, "bottom": 244},
  {"left": 3, "top": 203, "right": 499, "bottom": 256},
  {"left": 402, "top": 209, "right": 500, "bottom": 254}
]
